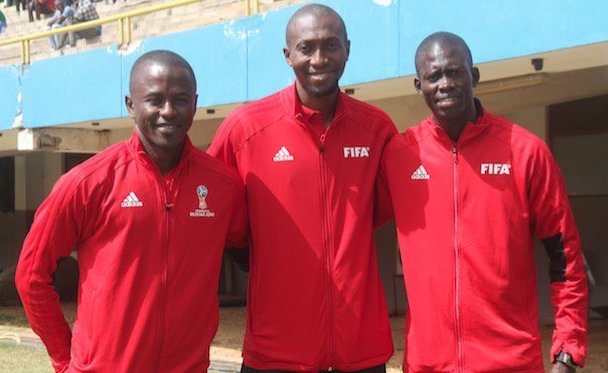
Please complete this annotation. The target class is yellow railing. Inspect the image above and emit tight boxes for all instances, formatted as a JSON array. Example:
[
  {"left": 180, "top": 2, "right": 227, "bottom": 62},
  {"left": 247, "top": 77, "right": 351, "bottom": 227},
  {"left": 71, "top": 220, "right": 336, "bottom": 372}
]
[{"left": 0, "top": 0, "right": 260, "bottom": 65}]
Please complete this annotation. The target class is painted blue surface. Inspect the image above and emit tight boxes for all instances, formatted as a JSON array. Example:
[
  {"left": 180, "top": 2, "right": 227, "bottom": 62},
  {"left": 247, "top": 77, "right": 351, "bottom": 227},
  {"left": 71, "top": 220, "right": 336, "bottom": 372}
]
[
  {"left": 120, "top": 22, "right": 248, "bottom": 115},
  {"left": 0, "top": 66, "right": 20, "bottom": 130},
  {"left": 397, "top": 0, "right": 608, "bottom": 75},
  {"left": 0, "top": 0, "right": 607, "bottom": 128},
  {"left": 22, "top": 48, "right": 122, "bottom": 127}
]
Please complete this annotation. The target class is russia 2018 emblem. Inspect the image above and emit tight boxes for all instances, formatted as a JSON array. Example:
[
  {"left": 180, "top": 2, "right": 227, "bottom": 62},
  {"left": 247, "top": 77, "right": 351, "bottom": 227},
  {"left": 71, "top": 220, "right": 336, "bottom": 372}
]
[
  {"left": 196, "top": 185, "right": 208, "bottom": 209},
  {"left": 191, "top": 185, "right": 215, "bottom": 218}
]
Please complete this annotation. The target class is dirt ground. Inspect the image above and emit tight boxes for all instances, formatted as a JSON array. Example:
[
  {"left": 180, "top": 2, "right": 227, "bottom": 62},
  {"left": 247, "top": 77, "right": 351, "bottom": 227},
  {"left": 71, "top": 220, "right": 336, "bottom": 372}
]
[
  {"left": 213, "top": 307, "right": 608, "bottom": 373},
  {"left": 1, "top": 304, "right": 607, "bottom": 372}
]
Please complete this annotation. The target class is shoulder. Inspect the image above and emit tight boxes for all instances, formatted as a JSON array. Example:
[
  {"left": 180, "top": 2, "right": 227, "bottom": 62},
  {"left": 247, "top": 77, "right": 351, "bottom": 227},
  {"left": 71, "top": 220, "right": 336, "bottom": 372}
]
[
  {"left": 213, "top": 89, "right": 288, "bottom": 151},
  {"left": 224, "top": 90, "right": 286, "bottom": 129},
  {"left": 189, "top": 147, "right": 244, "bottom": 189},
  {"left": 485, "top": 112, "right": 549, "bottom": 156},
  {"left": 343, "top": 94, "right": 396, "bottom": 128},
  {"left": 58, "top": 141, "right": 132, "bottom": 190}
]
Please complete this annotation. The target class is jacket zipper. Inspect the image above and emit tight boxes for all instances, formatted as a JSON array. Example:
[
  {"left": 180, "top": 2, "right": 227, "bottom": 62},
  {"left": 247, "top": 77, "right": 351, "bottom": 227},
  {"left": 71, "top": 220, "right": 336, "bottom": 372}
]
[
  {"left": 452, "top": 145, "right": 463, "bottom": 372},
  {"left": 154, "top": 170, "right": 173, "bottom": 371},
  {"left": 318, "top": 134, "right": 335, "bottom": 370}
]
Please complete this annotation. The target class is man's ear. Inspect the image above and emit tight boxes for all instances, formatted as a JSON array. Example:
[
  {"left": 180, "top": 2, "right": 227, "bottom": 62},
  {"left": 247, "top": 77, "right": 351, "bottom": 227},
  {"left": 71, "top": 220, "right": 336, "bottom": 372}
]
[
  {"left": 414, "top": 77, "right": 422, "bottom": 95},
  {"left": 125, "top": 96, "right": 135, "bottom": 118},
  {"left": 345, "top": 39, "right": 351, "bottom": 61},
  {"left": 283, "top": 47, "right": 293, "bottom": 67},
  {"left": 471, "top": 66, "right": 480, "bottom": 88}
]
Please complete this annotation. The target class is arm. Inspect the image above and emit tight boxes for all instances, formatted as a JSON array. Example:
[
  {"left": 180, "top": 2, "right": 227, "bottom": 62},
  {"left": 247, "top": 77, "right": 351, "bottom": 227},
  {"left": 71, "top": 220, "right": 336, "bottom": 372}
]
[
  {"left": 57, "top": 7, "right": 72, "bottom": 24},
  {"left": 209, "top": 114, "right": 250, "bottom": 270},
  {"left": 15, "top": 175, "right": 85, "bottom": 373},
  {"left": 529, "top": 142, "right": 588, "bottom": 368},
  {"left": 225, "top": 179, "right": 249, "bottom": 272},
  {"left": 374, "top": 131, "right": 401, "bottom": 228},
  {"left": 47, "top": 11, "right": 58, "bottom": 26}
]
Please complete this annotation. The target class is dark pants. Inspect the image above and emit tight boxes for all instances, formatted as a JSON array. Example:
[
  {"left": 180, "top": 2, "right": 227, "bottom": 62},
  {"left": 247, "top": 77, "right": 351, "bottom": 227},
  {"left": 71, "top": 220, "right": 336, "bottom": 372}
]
[{"left": 241, "top": 363, "right": 386, "bottom": 373}]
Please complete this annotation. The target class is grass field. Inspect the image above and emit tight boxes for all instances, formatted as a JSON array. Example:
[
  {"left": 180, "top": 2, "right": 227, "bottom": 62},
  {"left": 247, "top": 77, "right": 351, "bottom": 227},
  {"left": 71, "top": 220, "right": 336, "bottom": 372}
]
[{"left": 0, "top": 343, "right": 53, "bottom": 373}]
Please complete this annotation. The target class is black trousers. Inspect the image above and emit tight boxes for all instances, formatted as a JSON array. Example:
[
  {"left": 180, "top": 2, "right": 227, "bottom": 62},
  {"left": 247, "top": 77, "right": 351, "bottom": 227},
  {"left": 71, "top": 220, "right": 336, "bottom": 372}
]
[{"left": 241, "top": 363, "right": 386, "bottom": 373}]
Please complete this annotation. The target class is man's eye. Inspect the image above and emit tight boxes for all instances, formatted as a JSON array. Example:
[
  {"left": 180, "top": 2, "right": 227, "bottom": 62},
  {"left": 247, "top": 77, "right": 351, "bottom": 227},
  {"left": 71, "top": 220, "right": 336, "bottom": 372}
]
[
  {"left": 326, "top": 41, "right": 338, "bottom": 50},
  {"left": 427, "top": 74, "right": 440, "bottom": 82},
  {"left": 299, "top": 44, "right": 312, "bottom": 53},
  {"left": 174, "top": 98, "right": 190, "bottom": 105}
]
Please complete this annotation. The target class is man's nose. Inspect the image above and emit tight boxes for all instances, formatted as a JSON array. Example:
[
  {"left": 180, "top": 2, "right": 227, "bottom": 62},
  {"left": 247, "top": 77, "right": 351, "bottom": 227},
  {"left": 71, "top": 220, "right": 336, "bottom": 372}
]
[{"left": 310, "top": 48, "right": 328, "bottom": 67}]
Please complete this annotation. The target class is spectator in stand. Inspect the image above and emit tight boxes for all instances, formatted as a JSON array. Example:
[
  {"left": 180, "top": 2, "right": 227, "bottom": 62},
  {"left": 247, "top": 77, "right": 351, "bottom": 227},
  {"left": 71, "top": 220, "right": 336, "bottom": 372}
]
[
  {"left": 0, "top": 10, "right": 6, "bottom": 34},
  {"left": 67, "top": 0, "right": 100, "bottom": 46},
  {"left": 28, "top": 0, "right": 54, "bottom": 22},
  {"left": 14, "top": 0, "right": 28, "bottom": 18},
  {"left": 46, "top": 0, "right": 74, "bottom": 50}
]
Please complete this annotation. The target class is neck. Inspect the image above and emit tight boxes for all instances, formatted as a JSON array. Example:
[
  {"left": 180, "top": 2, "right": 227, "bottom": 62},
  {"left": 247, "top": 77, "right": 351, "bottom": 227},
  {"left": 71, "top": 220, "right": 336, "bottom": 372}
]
[
  {"left": 151, "top": 150, "right": 182, "bottom": 175},
  {"left": 296, "top": 82, "right": 339, "bottom": 128},
  {"left": 435, "top": 101, "right": 480, "bottom": 142},
  {"left": 137, "top": 137, "right": 184, "bottom": 175}
]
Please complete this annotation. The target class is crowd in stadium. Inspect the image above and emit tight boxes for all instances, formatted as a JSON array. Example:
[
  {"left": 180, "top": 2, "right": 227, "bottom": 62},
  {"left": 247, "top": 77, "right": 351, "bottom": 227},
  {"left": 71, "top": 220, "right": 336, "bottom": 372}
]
[{"left": 1, "top": 0, "right": 103, "bottom": 50}]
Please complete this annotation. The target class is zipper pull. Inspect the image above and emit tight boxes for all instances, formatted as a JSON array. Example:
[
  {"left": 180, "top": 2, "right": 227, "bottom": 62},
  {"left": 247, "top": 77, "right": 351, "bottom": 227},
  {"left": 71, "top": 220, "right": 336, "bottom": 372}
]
[{"left": 452, "top": 146, "right": 458, "bottom": 164}]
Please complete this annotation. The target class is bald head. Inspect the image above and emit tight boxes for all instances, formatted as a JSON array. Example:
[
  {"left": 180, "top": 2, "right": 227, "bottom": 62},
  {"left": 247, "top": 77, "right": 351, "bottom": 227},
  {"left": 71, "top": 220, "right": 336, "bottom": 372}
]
[
  {"left": 129, "top": 50, "right": 197, "bottom": 93},
  {"left": 285, "top": 4, "right": 347, "bottom": 47},
  {"left": 415, "top": 32, "right": 473, "bottom": 76}
]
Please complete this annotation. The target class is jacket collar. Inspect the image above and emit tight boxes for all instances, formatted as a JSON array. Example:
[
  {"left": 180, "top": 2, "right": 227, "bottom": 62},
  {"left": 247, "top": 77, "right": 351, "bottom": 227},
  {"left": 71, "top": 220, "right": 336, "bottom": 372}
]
[
  {"left": 423, "top": 98, "right": 491, "bottom": 147},
  {"left": 281, "top": 83, "right": 346, "bottom": 123},
  {"left": 127, "top": 129, "right": 193, "bottom": 171}
]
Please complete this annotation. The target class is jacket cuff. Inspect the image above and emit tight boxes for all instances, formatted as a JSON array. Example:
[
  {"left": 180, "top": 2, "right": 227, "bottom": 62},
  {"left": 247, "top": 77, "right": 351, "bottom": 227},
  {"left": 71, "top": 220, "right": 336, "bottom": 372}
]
[
  {"left": 550, "top": 340, "right": 586, "bottom": 368},
  {"left": 52, "top": 359, "right": 70, "bottom": 373}
]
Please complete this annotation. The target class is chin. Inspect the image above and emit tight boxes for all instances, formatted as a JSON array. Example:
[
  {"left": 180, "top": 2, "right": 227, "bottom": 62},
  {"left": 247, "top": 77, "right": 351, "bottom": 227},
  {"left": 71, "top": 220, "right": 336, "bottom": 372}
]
[{"left": 307, "top": 84, "right": 339, "bottom": 98}]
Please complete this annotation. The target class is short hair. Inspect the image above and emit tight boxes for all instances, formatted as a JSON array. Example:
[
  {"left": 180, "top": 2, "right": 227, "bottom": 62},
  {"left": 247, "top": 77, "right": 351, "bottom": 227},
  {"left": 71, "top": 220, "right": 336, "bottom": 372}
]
[
  {"left": 414, "top": 32, "right": 473, "bottom": 76},
  {"left": 285, "top": 3, "right": 347, "bottom": 46},
  {"left": 129, "top": 50, "right": 197, "bottom": 93}
]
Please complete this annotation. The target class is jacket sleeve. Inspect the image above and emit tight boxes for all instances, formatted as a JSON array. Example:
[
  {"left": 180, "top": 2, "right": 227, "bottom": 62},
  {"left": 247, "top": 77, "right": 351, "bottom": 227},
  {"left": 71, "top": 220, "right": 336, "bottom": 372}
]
[
  {"left": 207, "top": 115, "right": 239, "bottom": 168},
  {"left": 528, "top": 141, "right": 588, "bottom": 366},
  {"left": 15, "top": 174, "right": 85, "bottom": 373},
  {"left": 373, "top": 127, "right": 399, "bottom": 228},
  {"left": 224, "top": 178, "right": 250, "bottom": 271}
]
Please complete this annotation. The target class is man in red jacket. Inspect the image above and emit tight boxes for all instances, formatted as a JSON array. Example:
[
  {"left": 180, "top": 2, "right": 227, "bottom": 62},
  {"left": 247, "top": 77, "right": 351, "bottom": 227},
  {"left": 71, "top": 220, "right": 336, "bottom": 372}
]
[
  {"left": 208, "top": 4, "right": 396, "bottom": 372},
  {"left": 16, "top": 50, "right": 248, "bottom": 373},
  {"left": 383, "top": 32, "right": 588, "bottom": 373}
]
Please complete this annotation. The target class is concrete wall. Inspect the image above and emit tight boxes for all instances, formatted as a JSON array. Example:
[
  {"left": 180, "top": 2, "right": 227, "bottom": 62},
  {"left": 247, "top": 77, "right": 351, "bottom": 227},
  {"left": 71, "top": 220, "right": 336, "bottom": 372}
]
[{"left": 1, "top": 152, "right": 63, "bottom": 269}]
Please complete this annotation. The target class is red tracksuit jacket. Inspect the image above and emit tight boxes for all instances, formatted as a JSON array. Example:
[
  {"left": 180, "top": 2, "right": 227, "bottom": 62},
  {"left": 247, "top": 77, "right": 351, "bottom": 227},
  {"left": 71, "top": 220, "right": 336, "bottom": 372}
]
[
  {"left": 382, "top": 106, "right": 588, "bottom": 373},
  {"left": 16, "top": 132, "right": 248, "bottom": 373},
  {"left": 208, "top": 85, "right": 397, "bottom": 371}
]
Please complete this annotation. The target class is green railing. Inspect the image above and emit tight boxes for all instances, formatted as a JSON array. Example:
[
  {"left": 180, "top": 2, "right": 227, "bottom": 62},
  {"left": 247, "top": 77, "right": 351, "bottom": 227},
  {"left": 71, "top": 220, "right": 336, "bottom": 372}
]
[{"left": 0, "top": 0, "right": 260, "bottom": 65}]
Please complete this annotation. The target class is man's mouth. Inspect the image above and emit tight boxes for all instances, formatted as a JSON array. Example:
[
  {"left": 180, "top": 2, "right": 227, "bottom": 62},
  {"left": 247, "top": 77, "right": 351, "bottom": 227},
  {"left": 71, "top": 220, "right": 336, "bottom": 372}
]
[
  {"left": 436, "top": 96, "right": 459, "bottom": 107},
  {"left": 308, "top": 72, "right": 334, "bottom": 81},
  {"left": 154, "top": 123, "right": 181, "bottom": 133}
]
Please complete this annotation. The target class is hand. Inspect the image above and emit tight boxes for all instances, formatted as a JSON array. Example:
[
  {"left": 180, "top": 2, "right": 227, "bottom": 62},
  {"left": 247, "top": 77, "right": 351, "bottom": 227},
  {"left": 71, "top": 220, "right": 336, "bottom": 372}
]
[{"left": 551, "top": 362, "right": 575, "bottom": 373}]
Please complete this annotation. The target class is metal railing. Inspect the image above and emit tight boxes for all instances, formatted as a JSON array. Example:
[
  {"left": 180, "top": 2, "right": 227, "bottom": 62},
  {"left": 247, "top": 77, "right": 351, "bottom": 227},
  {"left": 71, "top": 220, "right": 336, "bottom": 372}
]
[{"left": 0, "top": 0, "right": 260, "bottom": 65}]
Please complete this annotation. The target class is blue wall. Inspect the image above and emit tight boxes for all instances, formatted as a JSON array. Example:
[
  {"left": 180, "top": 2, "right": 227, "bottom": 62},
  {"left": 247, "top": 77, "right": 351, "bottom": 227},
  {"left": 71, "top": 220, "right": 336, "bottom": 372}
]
[{"left": 0, "top": 0, "right": 607, "bottom": 129}]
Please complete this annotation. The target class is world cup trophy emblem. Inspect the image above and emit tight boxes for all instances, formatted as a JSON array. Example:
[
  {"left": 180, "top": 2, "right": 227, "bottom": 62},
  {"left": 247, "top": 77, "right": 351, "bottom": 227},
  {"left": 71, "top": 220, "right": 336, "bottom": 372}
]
[{"left": 196, "top": 185, "right": 208, "bottom": 210}]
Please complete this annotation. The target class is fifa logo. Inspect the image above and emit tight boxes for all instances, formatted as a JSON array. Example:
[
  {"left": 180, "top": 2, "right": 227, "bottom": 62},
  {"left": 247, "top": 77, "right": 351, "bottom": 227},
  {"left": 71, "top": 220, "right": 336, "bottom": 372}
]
[
  {"left": 196, "top": 185, "right": 208, "bottom": 210},
  {"left": 480, "top": 163, "right": 512, "bottom": 175}
]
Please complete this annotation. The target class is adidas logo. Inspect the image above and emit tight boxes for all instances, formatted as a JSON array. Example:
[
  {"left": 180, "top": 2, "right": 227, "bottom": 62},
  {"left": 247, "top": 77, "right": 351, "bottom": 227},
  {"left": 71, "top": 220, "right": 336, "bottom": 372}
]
[
  {"left": 121, "top": 192, "right": 143, "bottom": 208},
  {"left": 411, "top": 165, "right": 430, "bottom": 180},
  {"left": 273, "top": 146, "right": 294, "bottom": 162}
]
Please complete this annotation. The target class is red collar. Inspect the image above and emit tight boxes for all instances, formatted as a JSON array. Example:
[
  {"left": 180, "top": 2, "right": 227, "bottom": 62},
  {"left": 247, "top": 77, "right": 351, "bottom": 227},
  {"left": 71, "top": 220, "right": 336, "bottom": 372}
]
[
  {"left": 424, "top": 99, "right": 491, "bottom": 146},
  {"left": 127, "top": 129, "right": 193, "bottom": 170},
  {"left": 282, "top": 83, "right": 346, "bottom": 123}
]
